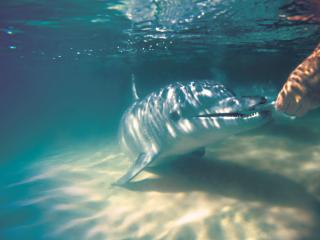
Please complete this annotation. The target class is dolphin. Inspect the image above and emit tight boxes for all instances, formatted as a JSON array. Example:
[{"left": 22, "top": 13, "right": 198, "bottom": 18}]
[{"left": 115, "top": 79, "right": 272, "bottom": 185}]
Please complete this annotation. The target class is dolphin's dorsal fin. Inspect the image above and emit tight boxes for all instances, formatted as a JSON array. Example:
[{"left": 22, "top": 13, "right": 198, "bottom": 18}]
[{"left": 131, "top": 74, "right": 139, "bottom": 101}]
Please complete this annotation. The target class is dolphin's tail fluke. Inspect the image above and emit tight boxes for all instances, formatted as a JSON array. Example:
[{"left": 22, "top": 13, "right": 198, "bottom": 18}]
[{"left": 131, "top": 74, "right": 139, "bottom": 101}]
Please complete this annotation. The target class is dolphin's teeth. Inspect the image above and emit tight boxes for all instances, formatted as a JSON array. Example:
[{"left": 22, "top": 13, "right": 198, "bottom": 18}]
[{"left": 244, "top": 112, "right": 260, "bottom": 119}]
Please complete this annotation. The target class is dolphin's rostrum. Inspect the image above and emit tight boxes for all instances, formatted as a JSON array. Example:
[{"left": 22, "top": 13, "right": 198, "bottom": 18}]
[{"left": 115, "top": 80, "right": 272, "bottom": 185}]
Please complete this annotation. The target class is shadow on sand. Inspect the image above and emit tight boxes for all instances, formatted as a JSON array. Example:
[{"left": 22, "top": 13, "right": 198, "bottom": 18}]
[
  {"left": 124, "top": 156, "right": 320, "bottom": 213},
  {"left": 260, "top": 121, "right": 320, "bottom": 146}
]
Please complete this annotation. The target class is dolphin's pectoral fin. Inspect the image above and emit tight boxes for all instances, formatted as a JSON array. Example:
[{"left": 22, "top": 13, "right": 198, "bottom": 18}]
[
  {"left": 113, "top": 153, "right": 154, "bottom": 186},
  {"left": 189, "top": 147, "right": 206, "bottom": 158}
]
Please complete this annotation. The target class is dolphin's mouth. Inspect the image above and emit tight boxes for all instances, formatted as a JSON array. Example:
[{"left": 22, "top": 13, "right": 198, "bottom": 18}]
[
  {"left": 195, "top": 111, "right": 268, "bottom": 119},
  {"left": 195, "top": 100, "right": 274, "bottom": 119}
]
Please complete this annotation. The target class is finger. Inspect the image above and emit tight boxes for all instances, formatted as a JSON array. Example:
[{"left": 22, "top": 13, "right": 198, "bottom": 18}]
[
  {"left": 278, "top": 80, "right": 307, "bottom": 115},
  {"left": 285, "top": 88, "right": 305, "bottom": 115},
  {"left": 284, "top": 94, "right": 297, "bottom": 116},
  {"left": 280, "top": 83, "right": 294, "bottom": 112},
  {"left": 276, "top": 90, "right": 286, "bottom": 110},
  {"left": 290, "top": 80, "right": 306, "bottom": 95},
  {"left": 293, "top": 96, "right": 307, "bottom": 117},
  {"left": 275, "top": 91, "right": 282, "bottom": 109}
]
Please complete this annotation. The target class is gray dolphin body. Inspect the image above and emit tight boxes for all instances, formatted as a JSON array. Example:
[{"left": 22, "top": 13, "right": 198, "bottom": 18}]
[{"left": 116, "top": 80, "right": 272, "bottom": 185}]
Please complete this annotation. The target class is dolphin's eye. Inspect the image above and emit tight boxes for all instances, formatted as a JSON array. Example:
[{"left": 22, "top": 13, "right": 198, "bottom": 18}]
[
  {"left": 228, "top": 98, "right": 238, "bottom": 106},
  {"left": 195, "top": 85, "right": 202, "bottom": 92},
  {"left": 169, "top": 111, "right": 180, "bottom": 121},
  {"left": 230, "top": 99, "right": 236, "bottom": 105}
]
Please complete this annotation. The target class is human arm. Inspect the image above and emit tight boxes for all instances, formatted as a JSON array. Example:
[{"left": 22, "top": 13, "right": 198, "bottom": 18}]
[{"left": 276, "top": 44, "right": 320, "bottom": 116}]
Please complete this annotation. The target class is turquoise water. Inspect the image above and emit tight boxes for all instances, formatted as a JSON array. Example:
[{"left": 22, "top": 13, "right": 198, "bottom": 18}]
[{"left": 1, "top": 1, "right": 320, "bottom": 239}]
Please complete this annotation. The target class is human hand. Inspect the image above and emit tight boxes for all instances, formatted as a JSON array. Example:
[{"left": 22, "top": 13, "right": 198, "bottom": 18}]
[{"left": 276, "top": 46, "right": 320, "bottom": 116}]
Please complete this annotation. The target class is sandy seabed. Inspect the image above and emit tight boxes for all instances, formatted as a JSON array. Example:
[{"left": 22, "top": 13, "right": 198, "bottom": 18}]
[{"left": 7, "top": 117, "right": 320, "bottom": 240}]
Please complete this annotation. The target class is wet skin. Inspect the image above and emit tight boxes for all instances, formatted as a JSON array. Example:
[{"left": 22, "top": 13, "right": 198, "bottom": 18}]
[{"left": 276, "top": 44, "right": 320, "bottom": 117}]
